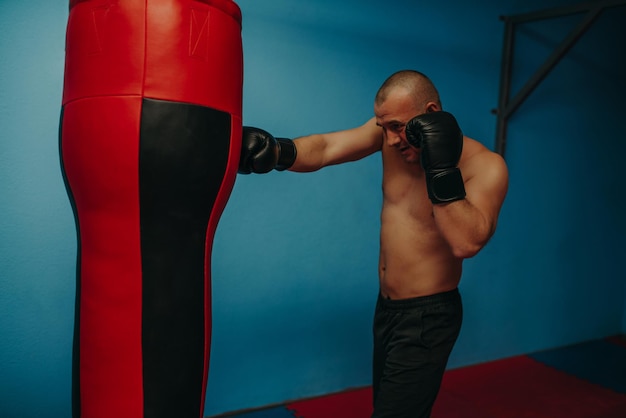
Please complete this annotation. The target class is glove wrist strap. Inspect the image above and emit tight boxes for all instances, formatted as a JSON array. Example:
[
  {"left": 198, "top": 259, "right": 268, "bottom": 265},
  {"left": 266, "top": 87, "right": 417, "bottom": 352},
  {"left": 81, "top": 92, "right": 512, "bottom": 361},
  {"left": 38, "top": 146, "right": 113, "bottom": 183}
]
[
  {"left": 276, "top": 138, "right": 297, "bottom": 171},
  {"left": 426, "top": 168, "right": 466, "bottom": 204}
]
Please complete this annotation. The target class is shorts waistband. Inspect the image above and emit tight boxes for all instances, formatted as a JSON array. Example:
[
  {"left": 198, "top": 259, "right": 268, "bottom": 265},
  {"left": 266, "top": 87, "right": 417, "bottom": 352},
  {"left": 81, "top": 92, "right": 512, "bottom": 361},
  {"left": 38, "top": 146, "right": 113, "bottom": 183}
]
[{"left": 377, "top": 288, "right": 460, "bottom": 310}]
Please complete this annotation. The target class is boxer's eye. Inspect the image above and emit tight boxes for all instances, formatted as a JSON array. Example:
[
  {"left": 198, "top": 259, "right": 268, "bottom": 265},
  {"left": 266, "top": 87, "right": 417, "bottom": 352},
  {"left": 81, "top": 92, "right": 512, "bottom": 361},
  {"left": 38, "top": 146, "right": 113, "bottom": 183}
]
[{"left": 390, "top": 123, "right": 404, "bottom": 133}]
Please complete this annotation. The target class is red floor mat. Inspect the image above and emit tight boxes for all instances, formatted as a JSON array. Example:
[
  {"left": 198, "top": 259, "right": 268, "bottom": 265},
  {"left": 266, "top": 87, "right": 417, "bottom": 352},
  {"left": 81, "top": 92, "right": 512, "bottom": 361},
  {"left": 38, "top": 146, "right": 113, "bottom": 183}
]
[
  {"left": 210, "top": 337, "right": 626, "bottom": 418},
  {"left": 279, "top": 355, "right": 626, "bottom": 418},
  {"left": 432, "top": 355, "right": 626, "bottom": 418}
]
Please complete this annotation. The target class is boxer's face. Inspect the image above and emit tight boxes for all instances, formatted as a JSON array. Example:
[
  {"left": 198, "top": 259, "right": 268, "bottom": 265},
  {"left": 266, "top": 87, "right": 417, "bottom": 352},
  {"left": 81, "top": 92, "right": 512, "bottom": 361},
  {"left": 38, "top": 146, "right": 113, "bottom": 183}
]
[{"left": 375, "top": 89, "right": 423, "bottom": 164}]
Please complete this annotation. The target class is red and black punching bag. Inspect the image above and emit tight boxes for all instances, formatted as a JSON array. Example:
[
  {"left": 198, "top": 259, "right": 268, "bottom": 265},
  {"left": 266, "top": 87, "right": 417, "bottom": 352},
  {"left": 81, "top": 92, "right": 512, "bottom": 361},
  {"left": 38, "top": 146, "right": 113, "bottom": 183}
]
[{"left": 59, "top": 1, "right": 242, "bottom": 417}]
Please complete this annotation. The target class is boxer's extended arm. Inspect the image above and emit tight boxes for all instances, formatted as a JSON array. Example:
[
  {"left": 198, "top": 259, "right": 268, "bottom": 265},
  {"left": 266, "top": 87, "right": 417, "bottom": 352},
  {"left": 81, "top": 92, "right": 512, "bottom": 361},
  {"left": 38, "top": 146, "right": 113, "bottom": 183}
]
[
  {"left": 291, "top": 118, "right": 382, "bottom": 172},
  {"left": 239, "top": 118, "right": 383, "bottom": 174}
]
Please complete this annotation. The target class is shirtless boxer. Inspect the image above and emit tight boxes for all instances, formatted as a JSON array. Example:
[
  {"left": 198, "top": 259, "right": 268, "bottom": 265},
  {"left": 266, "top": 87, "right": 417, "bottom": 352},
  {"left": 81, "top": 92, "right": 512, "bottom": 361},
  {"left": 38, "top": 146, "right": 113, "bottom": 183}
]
[{"left": 239, "top": 70, "right": 509, "bottom": 417}]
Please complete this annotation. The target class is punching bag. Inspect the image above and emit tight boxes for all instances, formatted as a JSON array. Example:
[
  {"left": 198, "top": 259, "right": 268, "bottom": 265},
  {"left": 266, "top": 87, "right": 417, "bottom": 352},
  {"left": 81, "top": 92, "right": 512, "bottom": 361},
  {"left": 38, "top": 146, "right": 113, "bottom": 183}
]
[{"left": 59, "top": 1, "right": 242, "bottom": 417}]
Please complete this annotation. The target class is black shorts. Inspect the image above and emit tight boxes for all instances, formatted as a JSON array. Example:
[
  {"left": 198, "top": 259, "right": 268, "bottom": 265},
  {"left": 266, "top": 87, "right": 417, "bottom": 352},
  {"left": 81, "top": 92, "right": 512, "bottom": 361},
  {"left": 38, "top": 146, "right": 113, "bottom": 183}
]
[{"left": 372, "top": 288, "right": 463, "bottom": 418}]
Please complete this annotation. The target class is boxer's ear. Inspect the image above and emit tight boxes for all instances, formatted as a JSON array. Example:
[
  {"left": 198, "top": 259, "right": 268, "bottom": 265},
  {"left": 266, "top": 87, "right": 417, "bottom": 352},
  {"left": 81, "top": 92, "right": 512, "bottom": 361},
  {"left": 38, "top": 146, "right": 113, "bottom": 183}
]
[{"left": 425, "top": 101, "right": 440, "bottom": 113}]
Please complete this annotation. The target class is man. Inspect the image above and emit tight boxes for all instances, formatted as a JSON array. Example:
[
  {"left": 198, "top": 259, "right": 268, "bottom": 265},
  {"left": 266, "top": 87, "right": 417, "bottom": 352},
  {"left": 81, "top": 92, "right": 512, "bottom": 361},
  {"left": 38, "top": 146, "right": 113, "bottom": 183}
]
[{"left": 238, "top": 70, "right": 509, "bottom": 417}]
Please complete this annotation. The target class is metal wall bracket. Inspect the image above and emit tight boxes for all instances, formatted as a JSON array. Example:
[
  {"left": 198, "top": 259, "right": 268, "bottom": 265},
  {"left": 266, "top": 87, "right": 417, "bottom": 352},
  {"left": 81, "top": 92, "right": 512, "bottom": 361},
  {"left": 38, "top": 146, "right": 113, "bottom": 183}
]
[{"left": 494, "top": 0, "right": 626, "bottom": 156}]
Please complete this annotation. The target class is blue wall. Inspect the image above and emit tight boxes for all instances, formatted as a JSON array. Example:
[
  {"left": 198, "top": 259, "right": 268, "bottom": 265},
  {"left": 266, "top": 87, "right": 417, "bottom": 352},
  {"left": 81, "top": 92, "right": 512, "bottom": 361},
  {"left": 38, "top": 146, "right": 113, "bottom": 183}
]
[{"left": 0, "top": 1, "right": 624, "bottom": 417}]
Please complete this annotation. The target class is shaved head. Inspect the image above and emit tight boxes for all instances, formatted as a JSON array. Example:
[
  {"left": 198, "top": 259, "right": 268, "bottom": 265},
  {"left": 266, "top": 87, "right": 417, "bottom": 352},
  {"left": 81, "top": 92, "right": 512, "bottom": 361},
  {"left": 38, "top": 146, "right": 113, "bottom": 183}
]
[{"left": 375, "top": 70, "right": 441, "bottom": 109}]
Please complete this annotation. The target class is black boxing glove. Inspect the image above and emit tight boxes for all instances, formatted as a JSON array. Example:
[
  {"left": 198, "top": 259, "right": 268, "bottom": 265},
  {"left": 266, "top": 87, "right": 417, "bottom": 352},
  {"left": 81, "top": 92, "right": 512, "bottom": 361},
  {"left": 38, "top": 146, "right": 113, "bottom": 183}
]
[
  {"left": 238, "top": 126, "right": 297, "bottom": 174},
  {"left": 405, "top": 111, "right": 466, "bottom": 204}
]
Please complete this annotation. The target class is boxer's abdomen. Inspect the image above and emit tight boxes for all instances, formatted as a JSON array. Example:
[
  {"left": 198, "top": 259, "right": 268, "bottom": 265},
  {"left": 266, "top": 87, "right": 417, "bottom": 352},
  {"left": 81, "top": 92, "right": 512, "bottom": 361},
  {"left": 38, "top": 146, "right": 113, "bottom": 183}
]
[{"left": 59, "top": 1, "right": 242, "bottom": 417}]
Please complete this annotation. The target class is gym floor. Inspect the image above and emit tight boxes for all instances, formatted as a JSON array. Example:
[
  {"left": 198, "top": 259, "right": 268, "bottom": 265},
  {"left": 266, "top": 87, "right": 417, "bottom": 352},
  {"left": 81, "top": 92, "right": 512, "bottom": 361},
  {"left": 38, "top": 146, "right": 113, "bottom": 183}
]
[{"left": 208, "top": 335, "right": 626, "bottom": 418}]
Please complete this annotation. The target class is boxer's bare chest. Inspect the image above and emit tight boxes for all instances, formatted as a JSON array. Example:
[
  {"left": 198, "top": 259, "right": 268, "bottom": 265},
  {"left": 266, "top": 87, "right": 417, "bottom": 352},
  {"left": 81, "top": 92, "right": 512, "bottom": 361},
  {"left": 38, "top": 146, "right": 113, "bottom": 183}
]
[{"left": 380, "top": 147, "right": 437, "bottom": 228}]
